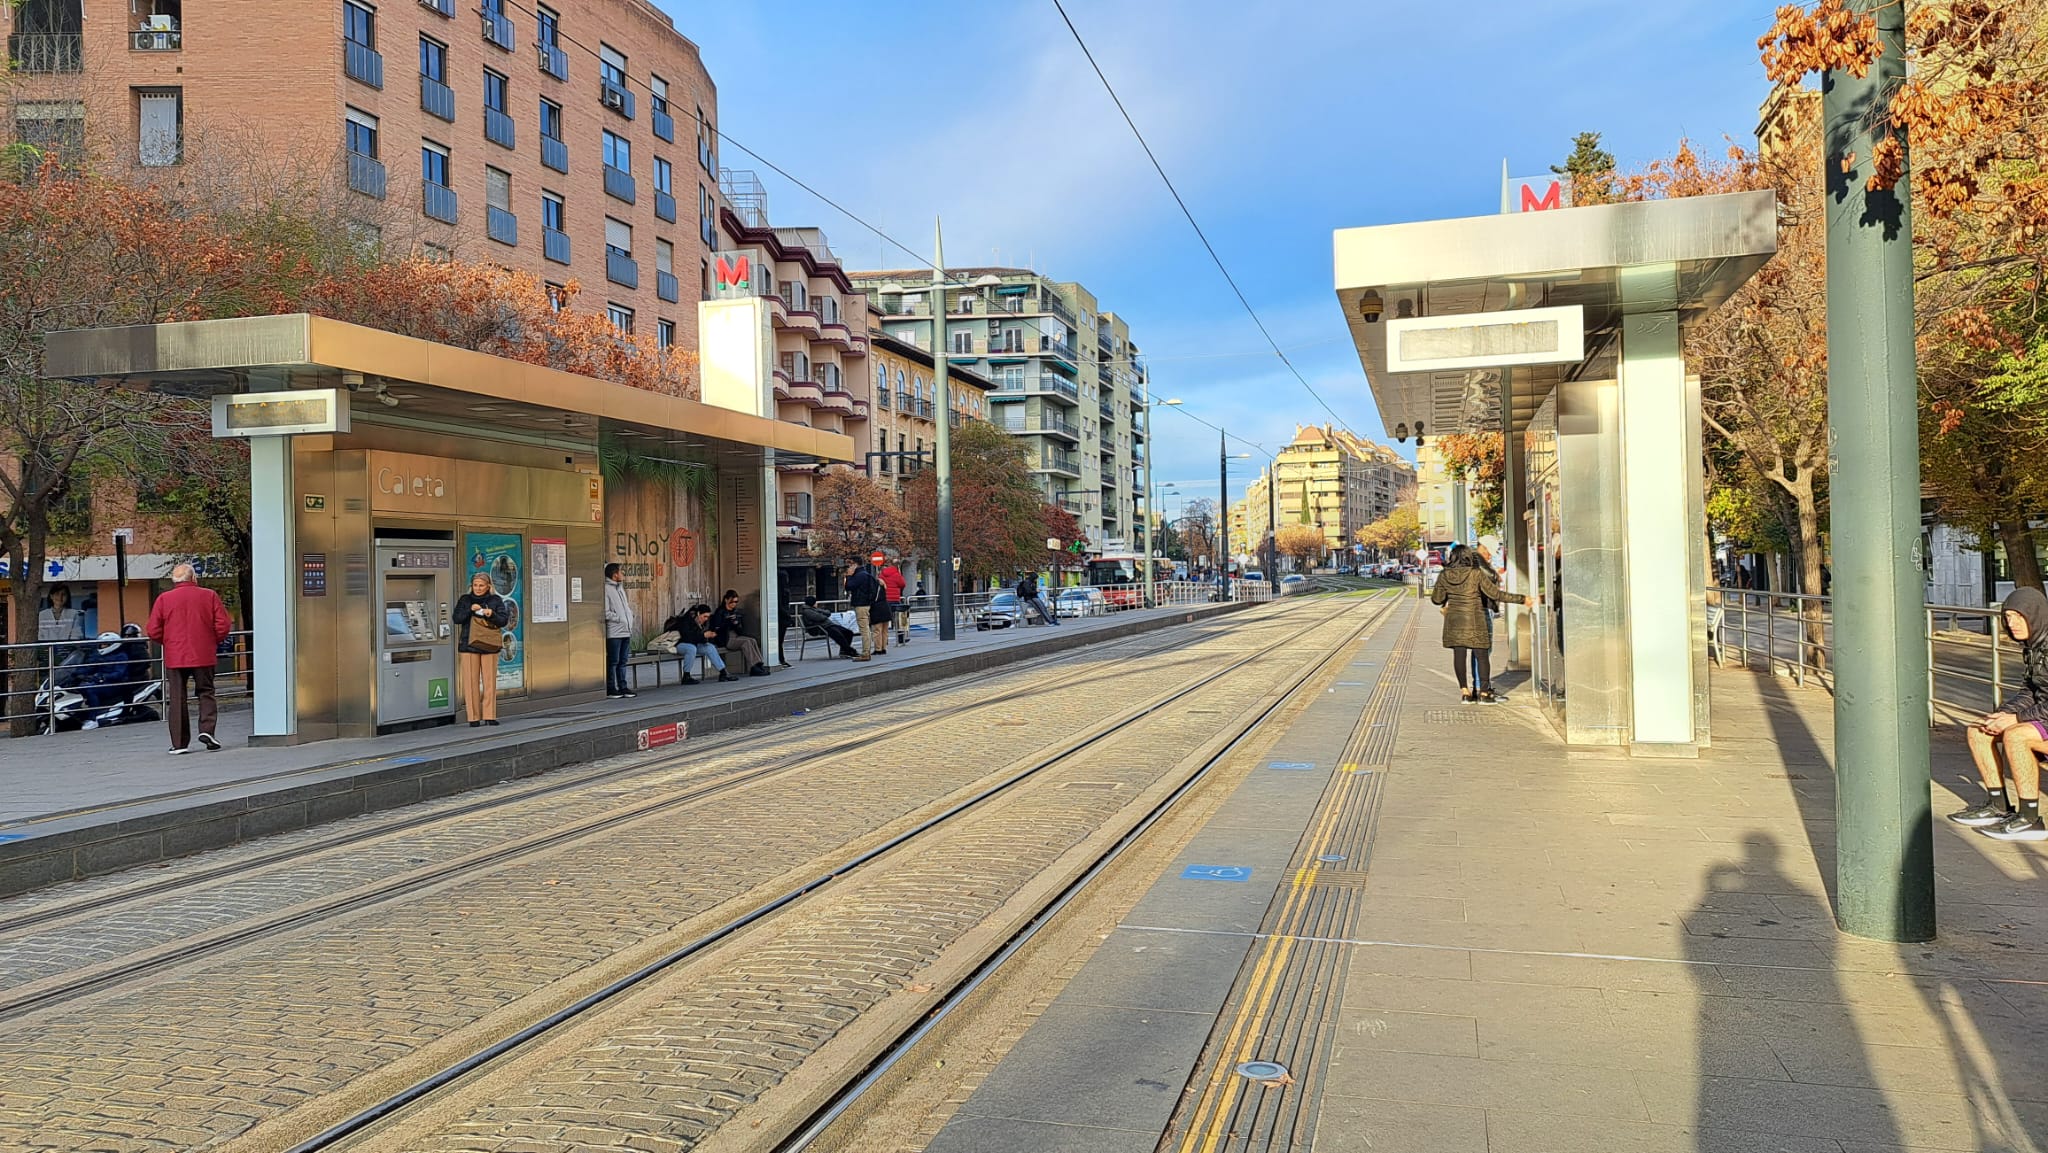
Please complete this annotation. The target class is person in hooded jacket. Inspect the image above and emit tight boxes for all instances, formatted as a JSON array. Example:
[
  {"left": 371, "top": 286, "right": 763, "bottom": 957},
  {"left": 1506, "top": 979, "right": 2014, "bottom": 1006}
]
[
  {"left": 1430, "top": 548, "right": 1525, "bottom": 703},
  {"left": 1952, "top": 586, "right": 2048, "bottom": 841}
]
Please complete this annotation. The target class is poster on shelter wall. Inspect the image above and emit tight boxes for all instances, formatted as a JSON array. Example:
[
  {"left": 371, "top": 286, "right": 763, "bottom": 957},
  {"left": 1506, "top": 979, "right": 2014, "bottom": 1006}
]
[
  {"left": 530, "top": 538, "right": 568, "bottom": 624},
  {"left": 604, "top": 472, "right": 720, "bottom": 638},
  {"left": 465, "top": 530, "right": 526, "bottom": 693}
]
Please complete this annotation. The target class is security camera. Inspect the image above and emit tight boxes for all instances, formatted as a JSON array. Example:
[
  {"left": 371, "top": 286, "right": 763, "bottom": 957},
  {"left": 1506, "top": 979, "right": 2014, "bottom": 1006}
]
[
  {"left": 1357, "top": 290, "right": 1384, "bottom": 324},
  {"left": 1415, "top": 422, "right": 1426, "bottom": 447},
  {"left": 342, "top": 371, "right": 366, "bottom": 391},
  {"left": 1394, "top": 422, "right": 1409, "bottom": 443}
]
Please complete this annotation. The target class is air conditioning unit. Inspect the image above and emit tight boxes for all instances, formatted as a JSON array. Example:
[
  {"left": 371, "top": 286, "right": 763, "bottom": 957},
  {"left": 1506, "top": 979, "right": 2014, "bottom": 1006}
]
[{"left": 601, "top": 87, "right": 625, "bottom": 111}]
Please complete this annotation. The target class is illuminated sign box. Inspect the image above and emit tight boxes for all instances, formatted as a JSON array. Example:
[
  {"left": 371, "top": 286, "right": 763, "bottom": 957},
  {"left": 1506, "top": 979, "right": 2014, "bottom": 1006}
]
[
  {"left": 1386, "top": 305, "right": 1585, "bottom": 372},
  {"left": 211, "top": 389, "right": 351, "bottom": 437}
]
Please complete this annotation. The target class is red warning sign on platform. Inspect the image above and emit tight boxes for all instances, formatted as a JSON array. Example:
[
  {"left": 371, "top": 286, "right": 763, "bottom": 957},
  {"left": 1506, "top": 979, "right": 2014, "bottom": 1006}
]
[{"left": 637, "top": 720, "right": 687, "bottom": 750}]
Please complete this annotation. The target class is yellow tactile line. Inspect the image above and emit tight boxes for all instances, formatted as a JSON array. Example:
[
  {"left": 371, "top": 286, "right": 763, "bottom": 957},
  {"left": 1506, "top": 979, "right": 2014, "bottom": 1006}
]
[{"left": 1175, "top": 598, "right": 1417, "bottom": 1153}]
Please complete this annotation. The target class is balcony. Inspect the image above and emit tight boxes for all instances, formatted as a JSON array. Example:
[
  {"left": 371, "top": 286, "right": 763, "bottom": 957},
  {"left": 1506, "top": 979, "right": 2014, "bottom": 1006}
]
[
  {"left": 543, "top": 227, "right": 571, "bottom": 264},
  {"left": 1058, "top": 496, "right": 1086, "bottom": 515},
  {"left": 1039, "top": 335, "right": 1079, "bottom": 364},
  {"left": 537, "top": 42, "right": 568, "bottom": 80},
  {"left": 129, "top": 28, "right": 181, "bottom": 52},
  {"left": 347, "top": 152, "right": 387, "bottom": 199},
  {"left": 919, "top": 400, "right": 935, "bottom": 420},
  {"left": 345, "top": 39, "right": 384, "bottom": 89},
  {"left": 1039, "top": 451, "right": 1081, "bottom": 479},
  {"left": 1032, "top": 374, "right": 1081, "bottom": 405},
  {"left": 485, "top": 107, "right": 515, "bottom": 149},
  {"left": 654, "top": 189, "right": 676, "bottom": 223},
  {"left": 883, "top": 298, "right": 931, "bottom": 317},
  {"left": 603, "top": 164, "right": 635, "bottom": 204},
  {"left": 605, "top": 246, "right": 638, "bottom": 288},
  {"left": 480, "top": 9, "right": 514, "bottom": 51},
  {"left": 423, "top": 180, "right": 458, "bottom": 223},
  {"left": 486, "top": 205, "right": 517, "bottom": 246},
  {"left": 600, "top": 77, "right": 636, "bottom": 119},
  {"left": 8, "top": 33, "right": 82, "bottom": 73},
  {"left": 421, "top": 0, "right": 454, "bottom": 12},
  {"left": 1099, "top": 400, "right": 1115, "bottom": 422},
  {"left": 541, "top": 134, "right": 568, "bottom": 173},
  {"left": 656, "top": 270, "right": 679, "bottom": 303},
  {"left": 820, "top": 387, "right": 855, "bottom": 416},
  {"left": 1036, "top": 414, "right": 1080, "bottom": 441},
  {"left": 896, "top": 392, "right": 914, "bottom": 413},
  {"left": 652, "top": 105, "right": 675, "bottom": 143},
  {"left": 421, "top": 76, "right": 456, "bottom": 122}
]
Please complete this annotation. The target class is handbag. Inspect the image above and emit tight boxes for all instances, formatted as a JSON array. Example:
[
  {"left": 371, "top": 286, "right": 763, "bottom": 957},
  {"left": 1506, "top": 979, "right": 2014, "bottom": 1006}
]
[{"left": 465, "top": 604, "right": 504, "bottom": 653}]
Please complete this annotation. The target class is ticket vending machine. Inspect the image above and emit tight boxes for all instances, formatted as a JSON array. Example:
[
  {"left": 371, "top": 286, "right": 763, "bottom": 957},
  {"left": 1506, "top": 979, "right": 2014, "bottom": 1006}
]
[{"left": 375, "top": 541, "right": 456, "bottom": 727}]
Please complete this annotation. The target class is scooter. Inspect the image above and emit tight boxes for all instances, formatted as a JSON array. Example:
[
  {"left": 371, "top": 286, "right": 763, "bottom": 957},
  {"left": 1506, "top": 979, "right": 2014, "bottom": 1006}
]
[{"left": 33, "top": 637, "right": 163, "bottom": 734}]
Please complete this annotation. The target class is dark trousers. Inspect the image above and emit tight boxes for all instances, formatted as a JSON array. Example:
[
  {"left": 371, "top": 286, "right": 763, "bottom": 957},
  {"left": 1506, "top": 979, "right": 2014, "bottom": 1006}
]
[
  {"left": 167, "top": 666, "right": 217, "bottom": 748},
  {"left": 1452, "top": 646, "right": 1492, "bottom": 691},
  {"left": 606, "top": 637, "right": 631, "bottom": 694}
]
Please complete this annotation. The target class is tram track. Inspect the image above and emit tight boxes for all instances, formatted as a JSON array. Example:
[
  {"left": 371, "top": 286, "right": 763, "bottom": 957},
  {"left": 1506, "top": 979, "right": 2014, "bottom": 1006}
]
[
  {"left": 0, "top": 606, "right": 1277, "bottom": 946},
  {"left": 277, "top": 594, "right": 1398, "bottom": 1153},
  {"left": 0, "top": 600, "right": 1362, "bottom": 1030}
]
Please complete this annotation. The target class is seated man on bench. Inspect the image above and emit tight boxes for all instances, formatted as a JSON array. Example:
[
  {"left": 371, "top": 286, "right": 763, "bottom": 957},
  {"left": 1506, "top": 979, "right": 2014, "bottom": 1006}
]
[
  {"left": 798, "top": 596, "right": 858, "bottom": 658},
  {"left": 1952, "top": 587, "right": 2048, "bottom": 841}
]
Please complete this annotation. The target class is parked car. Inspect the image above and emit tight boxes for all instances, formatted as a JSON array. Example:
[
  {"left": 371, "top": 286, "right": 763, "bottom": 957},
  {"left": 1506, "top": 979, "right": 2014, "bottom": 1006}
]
[
  {"left": 1056, "top": 587, "right": 1108, "bottom": 617},
  {"left": 976, "top": 591, "right": 1026, "bottom": 630},
  {"left": 1281, "top": 573, "right": 1310, "bottom": 593}
]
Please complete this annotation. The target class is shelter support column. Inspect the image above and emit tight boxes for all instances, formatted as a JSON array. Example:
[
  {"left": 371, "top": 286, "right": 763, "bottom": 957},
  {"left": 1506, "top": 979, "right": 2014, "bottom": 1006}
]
[
  {"left": 1617, "top": 268, "right": 1705, "bottom": 754},
  {"left": 759, "top": 459, "right": 780, "bottom": 664},
  {"left": 1501, "top": 372, "right": 1529, "bottom": 670},
  {"left": 250, "top": 435, "right": 297, "bottom": 739}
]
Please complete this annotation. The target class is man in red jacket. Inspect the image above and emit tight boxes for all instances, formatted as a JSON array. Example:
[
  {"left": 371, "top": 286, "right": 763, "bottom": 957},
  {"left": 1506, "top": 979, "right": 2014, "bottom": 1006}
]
[
  {"left": 145, "top": 563, "right": 234, "bottom": 754},
  {"left": 878, "top": 561, "right": 909, "bottom": 646}
]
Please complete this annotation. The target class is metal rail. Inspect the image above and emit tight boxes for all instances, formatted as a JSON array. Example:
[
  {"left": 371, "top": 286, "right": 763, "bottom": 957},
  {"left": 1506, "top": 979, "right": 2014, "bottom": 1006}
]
[
  {"left": 0, "top": 631, "right": 254, "bottom": 736},
  {"left": 0, "top": 607, "right": 1286, "bottom": 977},
  {"left": 283, "top": 595, "right": 1392, "bottom": 1152}
]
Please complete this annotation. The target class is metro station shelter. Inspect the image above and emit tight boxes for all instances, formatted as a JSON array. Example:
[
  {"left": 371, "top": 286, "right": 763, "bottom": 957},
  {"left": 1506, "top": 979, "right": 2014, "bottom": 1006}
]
[
  {"left": 43, "top": 312, "right": 850, "bottom": 744},
  {"left": 1334, "top": 190, "right": 1776, "bottom": 754}
]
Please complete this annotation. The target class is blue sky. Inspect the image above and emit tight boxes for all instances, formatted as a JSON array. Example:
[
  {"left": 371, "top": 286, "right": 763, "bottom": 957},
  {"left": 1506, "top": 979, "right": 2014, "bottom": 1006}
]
[{"left": 658, "top": 0, "right": 1778, "bottom": 507}]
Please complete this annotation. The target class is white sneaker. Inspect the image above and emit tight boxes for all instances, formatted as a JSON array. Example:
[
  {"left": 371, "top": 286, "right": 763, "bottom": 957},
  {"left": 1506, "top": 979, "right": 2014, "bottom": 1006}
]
[
  {"left": 197, "top": 733, "right": 221, "bottom": 751},
  {"left": 168, "top": 746, "right": 191, "bottom": 755}
]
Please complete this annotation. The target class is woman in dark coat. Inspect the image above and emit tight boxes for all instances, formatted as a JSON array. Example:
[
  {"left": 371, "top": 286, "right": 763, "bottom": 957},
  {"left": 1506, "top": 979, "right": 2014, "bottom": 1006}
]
[{"left": 1430, "top": 550, "right": 1524, "bottom": 702}]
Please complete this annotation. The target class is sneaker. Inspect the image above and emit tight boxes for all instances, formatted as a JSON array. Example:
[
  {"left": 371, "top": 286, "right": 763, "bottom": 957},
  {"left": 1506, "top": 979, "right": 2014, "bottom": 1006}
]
[
  {"left": 620, "top": 690, "right": 638, "bottom": 698},
  {"left": 606, "top": 692, "right": 626, "bottom": 700},
  {"left": 197, "top": 732, "right": 221, "bottom": 751},
  {"left": 679, "top": 676, "right": 698, "bottom": 686},
  {"left": 718, "top": 671, "right": 738, "bottom": 682},
  {"left": 168, "top": 745, "right": 191, "bottom": 755},
  {"left": 750, "top": 665, "right": 771, "bottom": 677},
  {"left": 1949, "top": 802, "right": 2012, "bottom": 827},
  {"left": 1980, "top": 813, "right": 2048, "bottom": 841}
]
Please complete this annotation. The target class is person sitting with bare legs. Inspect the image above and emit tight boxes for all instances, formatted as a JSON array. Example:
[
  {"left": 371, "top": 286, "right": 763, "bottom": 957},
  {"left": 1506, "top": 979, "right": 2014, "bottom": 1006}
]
[{"left": 1951, "top": 587, "right": 2048, "bottom": 841}]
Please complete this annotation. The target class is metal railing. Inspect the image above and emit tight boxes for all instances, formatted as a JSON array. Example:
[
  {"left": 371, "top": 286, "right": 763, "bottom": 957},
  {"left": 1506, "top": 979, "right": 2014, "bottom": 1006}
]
[
  {"left": 8, "top": 32, "right": 82, "bottom": 73},
  {"left": 1712, "top": 587, "right": 2020, "bottom": 724},
  {"left": 1, "top": 633, "right": 255, "bottom": 737}
]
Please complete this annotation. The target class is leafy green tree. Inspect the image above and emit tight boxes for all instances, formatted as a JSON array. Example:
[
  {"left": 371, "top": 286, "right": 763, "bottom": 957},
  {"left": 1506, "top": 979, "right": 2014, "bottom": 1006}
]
[{"left": 1552, "top": 131, "right": 1617, "bottom": 204}]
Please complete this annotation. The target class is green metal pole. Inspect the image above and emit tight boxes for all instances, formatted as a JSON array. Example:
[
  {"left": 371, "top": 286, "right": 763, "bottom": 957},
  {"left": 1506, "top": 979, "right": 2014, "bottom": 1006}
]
[
  {"left": 1825, "top": 0, "right": 1934, "bottom": 941},
  {"left": 933, "top": 222, "right": 956, "bottom": 641}
]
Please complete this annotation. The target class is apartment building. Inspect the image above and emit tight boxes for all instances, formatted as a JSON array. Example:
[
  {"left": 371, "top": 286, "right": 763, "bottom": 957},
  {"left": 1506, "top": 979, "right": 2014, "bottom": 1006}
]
[
  {"left": 865, "top": 328, "right": 994, "bottom": 496},
  {"left": 3, "top": 0, "right": 722, "bottom": 350},
  {"left": 1234, "top": 424, "right": 1417, "bottom": 566},
  {"left": 850, "top": 268, "right": 1149, "bottom": 555},
  {"left": 713, "top": 171, "right": 875, "bottom": 593}
]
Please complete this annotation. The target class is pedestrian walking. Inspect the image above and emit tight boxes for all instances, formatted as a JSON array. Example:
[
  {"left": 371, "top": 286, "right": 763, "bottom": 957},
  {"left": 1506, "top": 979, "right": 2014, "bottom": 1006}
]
[
  {"left": 1430, "top": 550, "right": 1523, "bottom": 703},
  {"left": 144, "top": 563, "right": 232, "bottom": 753},
  {"left": 845, "top": 561, "right": 884, "bottom": 660},
  {"left": 879, "top": 560, "right": 909, "bottom": 645},
  {"left": 711, "top": 589, "right": 770, "bottom": 676},
  {"left": 1951, "top": 586, "right": 2048, "bottom": 841},
  {"left": 601, "top": 563, "right": 635, "bottom": 699},
  {"left": 455, "top": 572, "right": 507, "bottom": 724}
]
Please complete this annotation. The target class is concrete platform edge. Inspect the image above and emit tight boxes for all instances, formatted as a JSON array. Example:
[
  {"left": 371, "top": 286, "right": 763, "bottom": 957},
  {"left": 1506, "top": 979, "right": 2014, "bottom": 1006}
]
[{"left": 0, "top": 602, "right": 1252, "bottom": 897}]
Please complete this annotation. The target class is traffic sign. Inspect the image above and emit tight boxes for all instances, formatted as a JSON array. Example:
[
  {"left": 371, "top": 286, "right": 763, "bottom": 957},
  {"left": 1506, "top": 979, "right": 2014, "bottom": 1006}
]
[{"left": 870, "top": 551, "right": 886, "bottom": 565}]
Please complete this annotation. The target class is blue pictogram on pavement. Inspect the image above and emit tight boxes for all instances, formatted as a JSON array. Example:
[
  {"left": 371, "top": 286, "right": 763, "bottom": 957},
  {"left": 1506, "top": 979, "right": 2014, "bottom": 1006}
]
[
  {"left": 1181, "top": 864, "right": 1252, "bottom": 882},
  {"left": 1267, "top": 761, "right": 1316, "bottom": 771}
]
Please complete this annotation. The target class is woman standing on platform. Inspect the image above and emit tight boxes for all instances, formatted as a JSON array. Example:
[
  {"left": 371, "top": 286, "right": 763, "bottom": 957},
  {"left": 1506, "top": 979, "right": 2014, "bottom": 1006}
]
[
  {"left": 454, "top": 572, "right": 505, "bottom": 727},
  {"left": 1432, "top": 549, "right": 1523, "bottom": 703}
]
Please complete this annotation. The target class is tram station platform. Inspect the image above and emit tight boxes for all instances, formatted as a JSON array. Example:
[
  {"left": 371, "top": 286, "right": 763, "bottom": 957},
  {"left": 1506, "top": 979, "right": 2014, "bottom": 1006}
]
[
  {"left": 0, "top": 600, "right": 1247, "bottom": 897},
  {"left": 927, "top": 600, "right": 2048, "bottom": 1152}
]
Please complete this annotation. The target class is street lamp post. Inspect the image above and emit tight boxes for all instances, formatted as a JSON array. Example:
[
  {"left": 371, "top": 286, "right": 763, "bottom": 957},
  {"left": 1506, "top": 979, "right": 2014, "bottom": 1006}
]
[
  {"left": 932, "top": 223, "right": 956, "bottom": 641},
  {"left": 1217, "top": 428, "right": 1229, "bottom": 602}
]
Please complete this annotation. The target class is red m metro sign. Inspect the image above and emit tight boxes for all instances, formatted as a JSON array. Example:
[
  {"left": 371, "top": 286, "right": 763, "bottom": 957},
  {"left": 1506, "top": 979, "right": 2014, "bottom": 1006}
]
[{"left": 1503, "top": 175, "right": 1571, "bottom": 214}]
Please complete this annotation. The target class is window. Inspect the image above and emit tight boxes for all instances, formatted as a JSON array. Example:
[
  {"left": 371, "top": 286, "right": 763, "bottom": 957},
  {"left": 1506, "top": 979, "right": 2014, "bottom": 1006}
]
[
  {"left": 536, "top": 4, "right": 559, "bottom": 45},
  {"left": 877, "top": 363, "right": 887, "bottom": 391},
  {"left": 137, "top": 88, "right": 181, "bottom": 166},
  {"left": 421, "top": 241, "right": 452, "bottom": 262},
  {"left": 697, "top": 106, "right": 714, "bottom": 171},
  {"left": 15, "top": 101, "right": 85, "bottom": 159},
  {"left": 653, "top": 156, "right": 672, "bottom": 196},
  {"left": 951, "top": 331, "right": 973, "bottom": 355},
  {"left": 605, "top": 216, "right": 631, "bottom": 256},
  {"left": 657, "top": 319, "right": 675, "bottom": 349},
  {"left": 486, "top": 166, "right": 511, "bottom": 211},
  {"left": 599, "top": 43, "right": 627, "bottom": 88},
  {"left": 542, "top": 190, "right": 563, "bottom": 231},
  {"left": 699, "top": 184, "right": 714, "bottom": 247},
  {"left": 539, "top": 98, "right": 563, "bottom": 141},
  {"left": 602, "top": 130, "right": 630, "bottom": 171},
  {"left": 784, "top": 492, "right": 812, "bottom": 522},
  {"left": 649, "top": 74, "right": 669, "bottom": 115},
  {"left": 607, "top": 303, "right": 634, "bottom": 333},
  {"left": 655, "top": 238, "right": 674, "bottom": 277},
  {"left": 544, "top": 281, "right": 568, "bottom": 311},
  {"left": 484, "top": 69, "right": 508, "bottom": 113},
  {"left": 421, "top": 140, "right": 450, "bottom": 186},
  {"left": 345, "top": 107, "right": 378, "bottom": 156},
  {"left": 419, "top": 36, "right": 446, "bottom": 82},
  {"left": 343, "top": 1, "right": 374, "bottom": 48}
]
